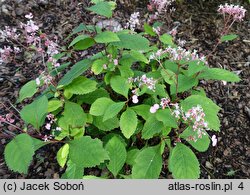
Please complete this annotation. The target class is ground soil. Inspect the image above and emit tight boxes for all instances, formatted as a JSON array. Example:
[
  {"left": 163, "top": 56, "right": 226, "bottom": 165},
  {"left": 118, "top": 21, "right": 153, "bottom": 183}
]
[{"left": 0, "top": 0, "right": 249, "bottom": 178}]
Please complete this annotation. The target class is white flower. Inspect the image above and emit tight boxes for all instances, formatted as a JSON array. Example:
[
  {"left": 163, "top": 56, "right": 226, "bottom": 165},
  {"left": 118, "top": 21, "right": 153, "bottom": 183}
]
[
  {"left": 211, "top": 135, "right": 217, "bottom": 146},
  {"left": 150, "top": 104, "right": 160, "bottom": 113},
  {"left": 25, "top": 13, "right": 33, "bottom": 19},
  {"left": 45, "top": 123, "right": 51, "bottom": 130},
  {"left": 35, "top": 78, "right": 40, "bottom": 86},
  {"left": 132, "top": 95, "right": 139, "bottom": 104}
]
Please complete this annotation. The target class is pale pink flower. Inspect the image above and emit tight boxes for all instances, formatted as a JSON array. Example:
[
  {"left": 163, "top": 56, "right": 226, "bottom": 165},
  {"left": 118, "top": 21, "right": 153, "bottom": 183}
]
[
  {"left": 132, "top": 95, "right": 139, "bottom": 104},
  {"left": 113, "top": 59, "right": 118, "bottom": 66},
  {"left": 150, "top": 104, "right": 160, "bottom": 113},
  {"left": 35, "top": 78, "right": 40, "bottom": 86},
  {"left": 45, "top": 123, "right": 51, "bottom": 130},
  {"left": 212, "top": 135, "right": 217, "bottom": 146},
  {"left": 25, "top": 13, "right": 33, "bottom": 19},
  {"left": 218, "top": 4, "right": 246, "bottom": 21}
]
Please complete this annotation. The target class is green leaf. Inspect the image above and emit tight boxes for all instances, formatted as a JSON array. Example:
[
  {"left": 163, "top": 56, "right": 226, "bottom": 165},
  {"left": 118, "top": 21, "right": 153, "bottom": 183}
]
[
  {"left": 4, "top": 134, "right": 35, "bottom": 174},
  {"left": 77, "top": 88, "right": 110, "bottom": 104},
  {"left": 130, "top": 50, "right": 149, "bottom": 63},
  {"left": 181, "top": 95, "right": 221, "bottom": 131},
  {"left": 105, "top": 135, "right": 127, "bottom": 176},
  {"left": 142, "top": 116, "right": 164, "bottom": 139},
  {"left": 110, "top": 75, "right": 130, "bottom": 98},
  {"left": 64, "top": 76, "right": 97, "bottom": 95},
  {"left": 93, "top": 116, "right": 119, "bottom": 131},
  {"left": 61, "top": 101, "right": 87, "bottom": 129},
  {"left": 131, "top": 105, "right": 151, "bottom": 120},
  {"left": 69, "top": 35, "right": 89, "bottom": 47},
  {"left": 126, "top": 148, "right": 140, "bottom": 166},
  {"left": 198, "top": 68, "right": 240, "bottom": 82},
  {"left": 20, "top": 96, "right": 48, "bottom": 129},
  {"left": 159, "top": 34, "right": 173, "bottom": 45},
  {"left": 61, "top": 160, "right": 83, "bottom": 179},
  {"left": 169, "top": 143, "right": 200, "bottom": 179},
  {"left": 170, "top": 74, "right": 198, "bottom": 94},
  {"left": 58, "top": 59, "right": 92, "bottom": 86},
  {"left": 156, "top": 109, "right": 178, "bottom": 128},
  {"left": 48, "top": 99, "right": 63, "bottom": 112},
  {"left": 87, "top": 1, "right": 113, "bottom": 18},
  {"left": 31, "top": 137, "right": 47, "bottom": 151},
  {"left": 180, "top": 127, "right": 210, "bottom": 152},
  {"left": 91, "top": 59, "right": 107, "bottom": 75},
  {"left": 120, "top": 108, "right": 138, "bottom": 139},
  {"left": 95, "top": 31, "right": 120, "bottom": 43},
  {"left": 57, "top": 143, "right": 69, "bottom": 168},
  {"left": 143, "top": 23, "right": 156, "bottom": 36},
  {"left": 74, "top": 37, "right": 95, "bottom": 50},
  {"left": 18, "top": 80, "right": 37, "bottom": 102},
  {"left": 69, "top": 136, "right": 109, "bottom": 168},
  {"left": 111, "top": 34, "right": 150, "bottom": 51},
  {"left": 187, "top": 61, "right": 205, "bottom": 76},
  {"left": 132, "top": 146, "right": 162, "bottom": 179},
  {"left": 103, "top": 102, "right": 125, "bottom": 121},
  {"left": 220, "top": 34, "right": 238, "bottom": 42},
  {"left": 161, "top": 69, "right": 176, "bottom": 85},
  {"left": 119, "top": 64, "right": 134, "bottom": 78},
  {"left": 90, "top": 97, "right": 114, "bottom": 116}
]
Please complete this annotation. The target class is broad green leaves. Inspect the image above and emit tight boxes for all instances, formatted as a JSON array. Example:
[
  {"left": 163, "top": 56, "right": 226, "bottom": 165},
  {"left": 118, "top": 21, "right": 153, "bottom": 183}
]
[
  {"left": 69, "top": 136, "right": 109, "bottom": 168},
  {"left": 90, "top": 97, "right": 113, "bottom": 116},
  {"left": 87, "top": 1, "right": 113, "bottom": 18},
  {"left": 198, "top": 68, "right": 240, "bottom": 82},
  {"left": 48, "top": 99, "right": 63, "bottom": 112},
  {"left": 58, "top": 59, "right": 92, "bottom": 86},
  {"left": 20, "top": 96, "right": 48, "bottom": 129},
  {"left": 105, "top": 135, "right": 127, "bottom": 176},
  {"left": 57, "top": 144, "right": 69, "bottom": 168},
  {"left": 132, "top": 146, "right": 162, "bottom": 179},
  {"left": 92, "top": 116, "right": 119, "bottom": 131},
  {"left": 120, "top": 108, "right": 138, "bottom": 139},
  {"left": 64, "top": 76, "right": 97, "bottom": 95},
  {"left": 111, "top": 34, "right": 150, "bottom": 51},
  {"left": 181, "top": 95, "right": 221, "bottom": 131},
  {"left": 159, "top": 34, "right": 173, "bottom": 45},
  {"left": 156, "top": 109, "right": 178, "bottom": 128},
  {"left": 95, "top": 31, "right": 120, "bottom": 43},
  {"left": 103, "top": 102, "right": 125, "bottom": 121},
  {"left": 4, "top": 134, "right": 45, "bottom": 174},
  {"left": 169, "top": 143, "right": 200, "bottom": 179},
  {"left": 142, "top": 116, "right": 164, "bottom": 139},
  {"left": 110, "top": 76, "right": 130, "bottom": 98},
  {"left": 18, "top": 80, "right": 37, "bottom": 102}
]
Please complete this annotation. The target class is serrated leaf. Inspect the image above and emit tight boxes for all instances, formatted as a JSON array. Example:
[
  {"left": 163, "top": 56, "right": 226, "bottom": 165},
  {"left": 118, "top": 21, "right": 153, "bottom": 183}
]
[
  {"left": 4, "top": 134, "right": 35, "bottom": 174},
  {"left": 126, "top": 148, "right": 140, "bottom": 166},
  {"left": 69, "top": 35, "right": 89, "bottom": 48},
  {"left": 161, "top": 69, "right": 176, "bottom": 85},
  {"left": 159, "top": 34, "right": 173, "bottom": 45},
  {"left": 156, "top": 109, "right": 178, "bottom": 128},
  {"left": 132, "top": 146, "right": 162, "bottom": 179},
  {"left": 103, "top": 101, "right": 125, "bottom": 121},
  {"left": 58, "top": 59, "right": 92, "bottom": 86},
  {"left": 180, "top": 127, "right": 210, "bottom": 152},
  {"left": 105, "top": 135, "right": 127, "bottom": 176},
  {"left": 143, "top": 23, "right": 156, "bottom": 36},
  {"left": 61, "top": 160, "right": 83, "bottom": 179},
  {"left": 142, "top": 116, "right": 164, "bottom": 139},
  {"left": 64, "top": 76, "right": 97, "bottom": 95},
  {"left": 48, "top": 99, "right": 63, "bottom": 112},
  {"left": 74, "top": 38, "right": 95, "bottom": 50},
  {"left": 198, "top": 68, "right": 240, "bottom": 82},
  {"left": 170, "top": 74, "right": 198, "bottom": 94},
  {"left": 90, "top": 97, "right": 114, "bottom": 116},
  {"left": 169, "top": 143, "right": 200, "bottom": 179},
  {"left": 77, "top": 88, "right": 110, "bottom": 104},
  {"left": 91, "top": 59, "right": 107, "bottom": 75},
  {"left": 131, "top": 105, "right": 151, "bottom": 120},
  {"left": 95, "top": 31, "right": 120, "bottom": 43},
  {"left": 61, "top": 101, "right": 86, "bottom": 129},
  {"left": 130, "top": 50, "right": 149, "bottom": 63},
  {"left": 220, "top": 34, "right": 238, "bottom": 42},
  {"left": 111, "top": 34, "right": 150, "bottom": 51},
  {"left": 120, "top": 108, "right": 138, "bottom": 139},
  {"left": 181, "top": 95, "right": 221, "bottom": 131},
  {"left": 92, "top": 116, "right": 119, "bottom": 131},
  {"left": 57, "top": 143, "right": 69, "bottom": 168},
  {"left": 87, "top": 1, "right": 113, "bottom": 18},
  {"left": 110, "top": 75, "right": 130, "bottom": 98},
  {"left": 18, "top": 80, "right": 37, "bottom": 102},
  {"left": 20, "top": 96, "right": 48, "bottom": 129},
  {"left": 69, "top": 136, "right": 109, "bottom": 168}
]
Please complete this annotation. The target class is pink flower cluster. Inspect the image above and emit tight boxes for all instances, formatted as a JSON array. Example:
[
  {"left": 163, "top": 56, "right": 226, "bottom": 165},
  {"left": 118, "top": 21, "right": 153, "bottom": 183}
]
[
  {"left": 218, "top": 4, "right": 247, "bottom": 21},
  {"left": 126, "top": 12, "right": 140, "bottom": 31},
  {"left": 0, "top": 113, "right": 15, "bottom": 124},
  {"left": 128, "top": 74, "right": 157, "bottom": 91},
  {"left": 0, "top": 26, "right": 19, "bottom": 40},
  {"left": 150, "top": 97, "right": 170, "bottom": 113},
  {"left": 148, "top": 0, "right": 175, "bottom": 13}
]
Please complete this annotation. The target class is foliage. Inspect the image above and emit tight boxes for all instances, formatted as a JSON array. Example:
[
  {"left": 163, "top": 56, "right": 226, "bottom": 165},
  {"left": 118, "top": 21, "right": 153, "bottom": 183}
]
[{"left": 2, "top": 0, "right": 243, "bottom": 179}]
